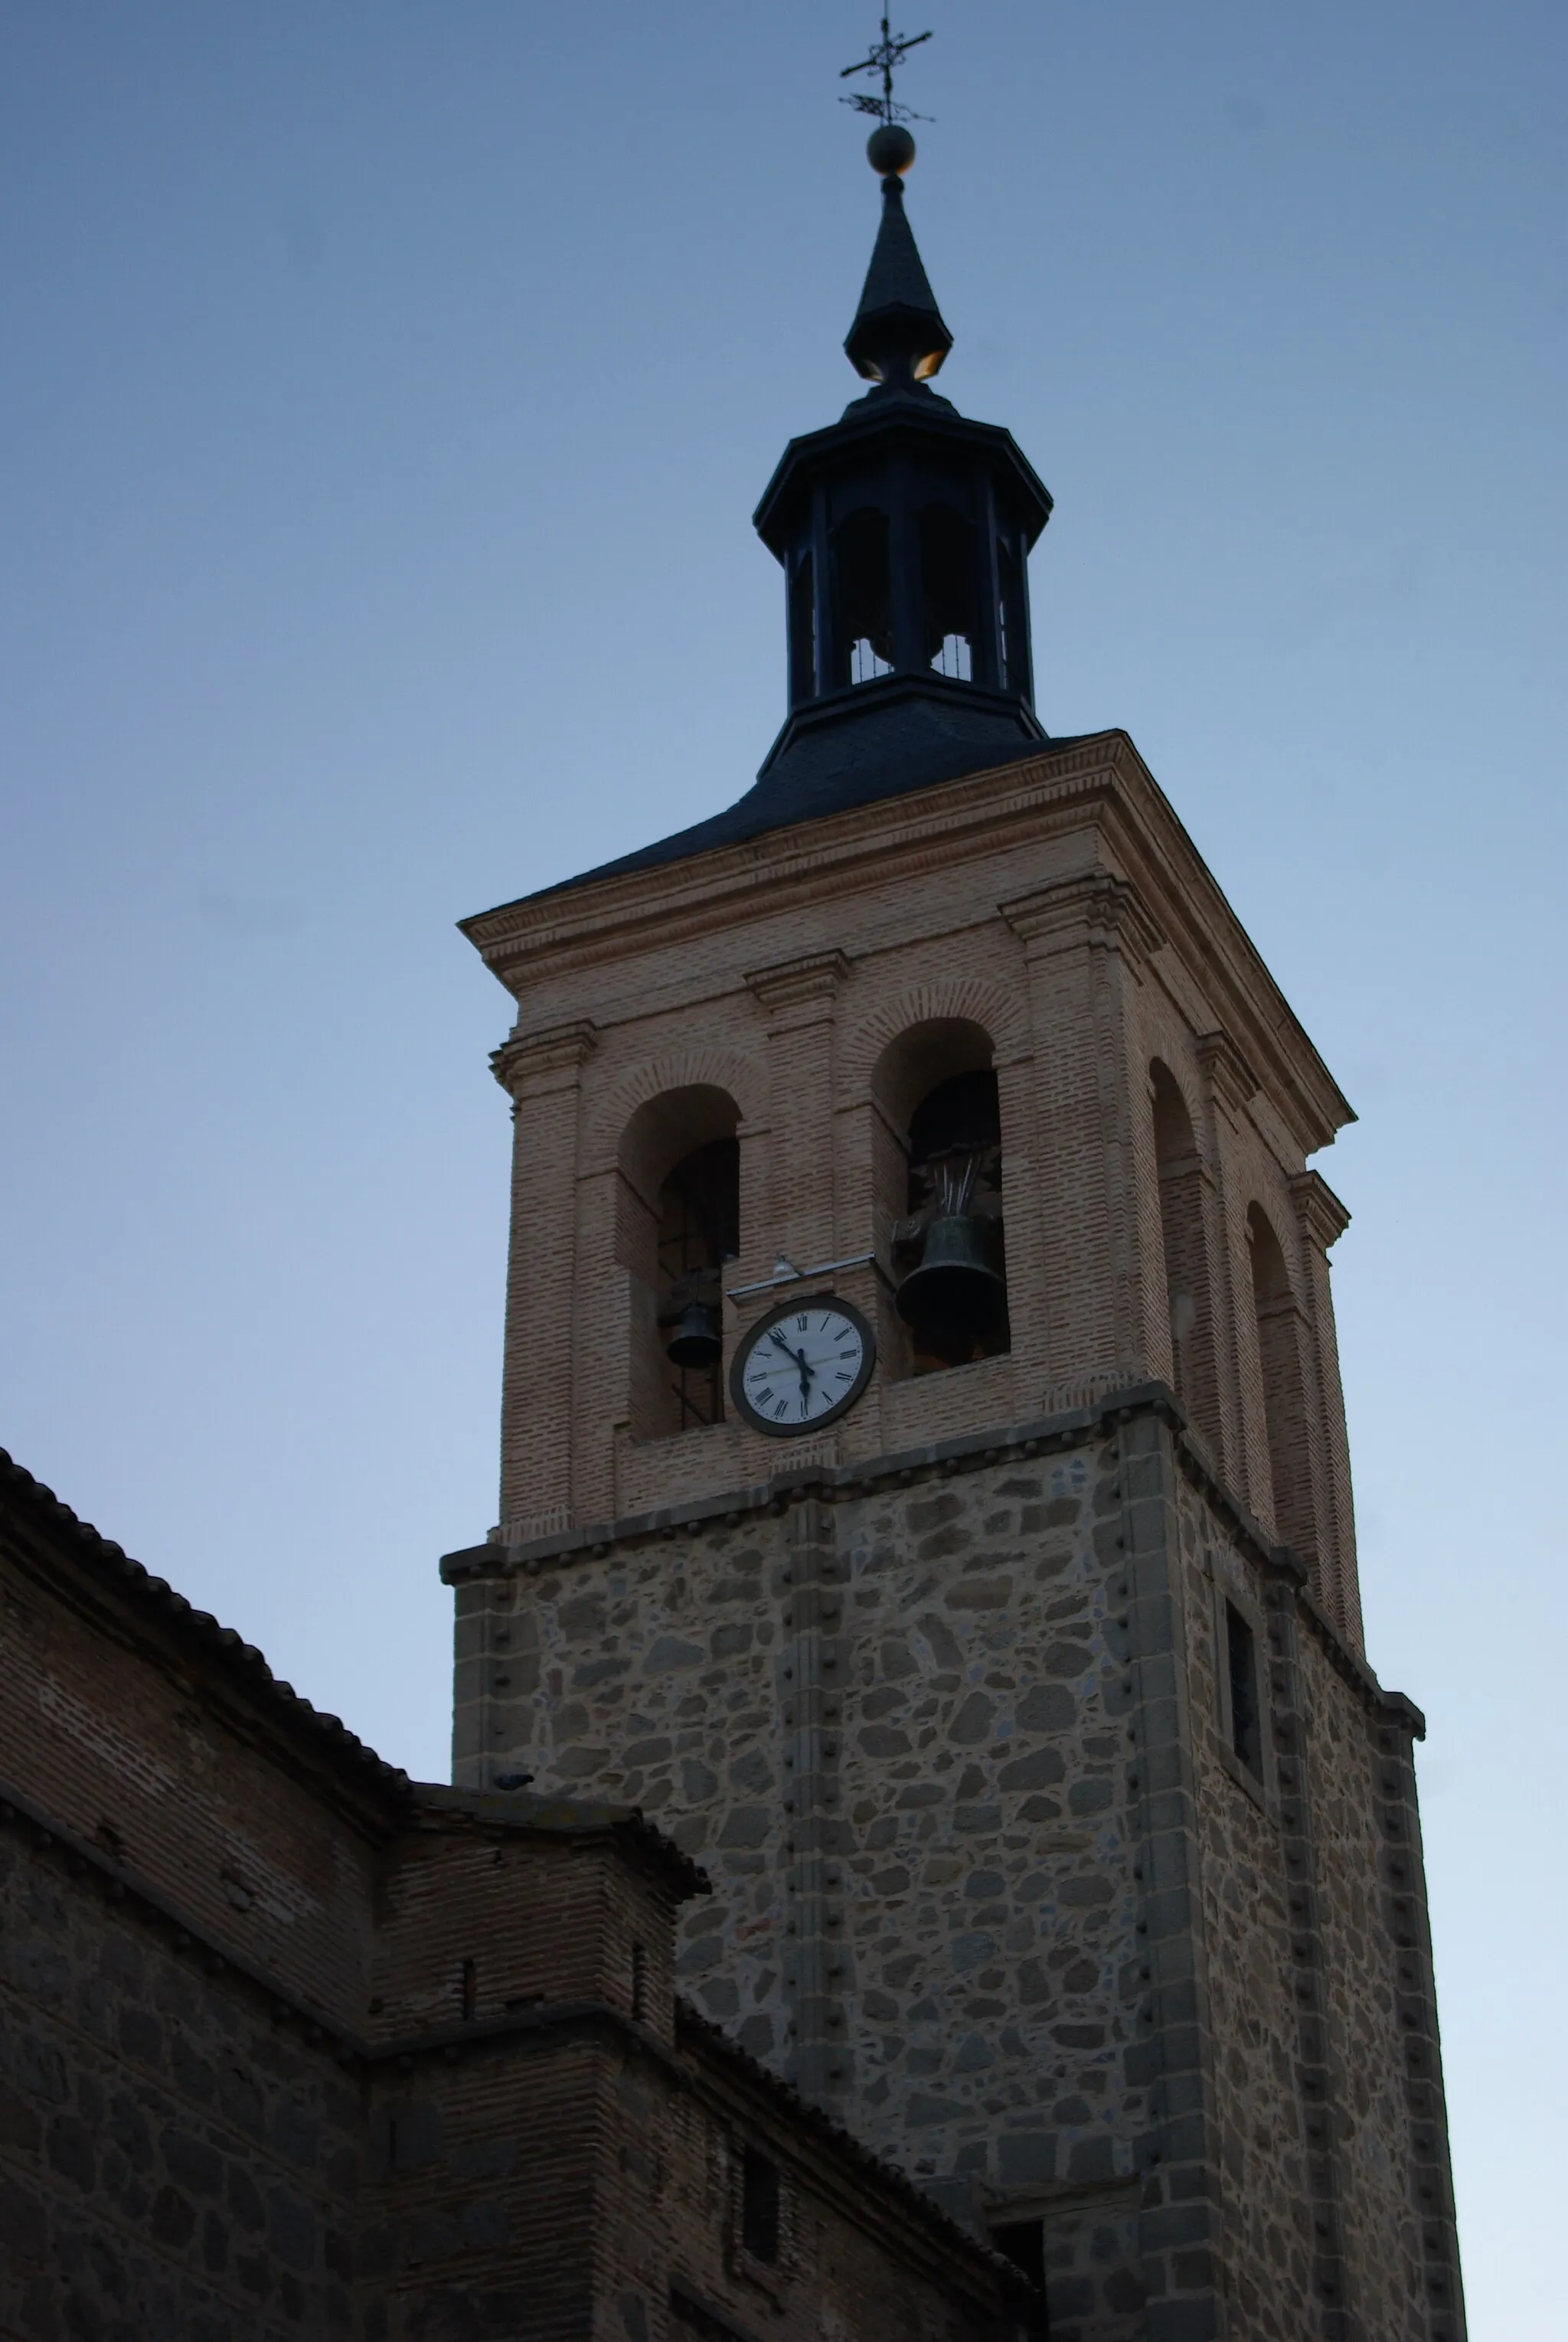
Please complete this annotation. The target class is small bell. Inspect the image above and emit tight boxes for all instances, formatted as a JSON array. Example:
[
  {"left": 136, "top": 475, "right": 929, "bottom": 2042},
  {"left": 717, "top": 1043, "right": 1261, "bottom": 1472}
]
[
  {"left": 896, "top": 1213, "right": 1008, "bottom": 1361},
  {"left": 665, "top": 1301, "right": 722, "bottom": 1369}
]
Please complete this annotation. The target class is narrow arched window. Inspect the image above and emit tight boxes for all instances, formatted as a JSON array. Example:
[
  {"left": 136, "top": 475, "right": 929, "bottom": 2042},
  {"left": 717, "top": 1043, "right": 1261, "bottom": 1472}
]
[
  {"left": 1151, "top": 1062, "right": 1219, "bottom": 1451},
  {"left": 832, "top": 506, "right": 893, "bottom": 686},
  {"left": 1247, "top": 1204, "right": 1312, "bottom": 1554},
  {"left": 617, "top": 1087, "right": 740, "bottom": 1440},
  {"left": 871, "top": 1021, "right": 1010, "bottom": 1378},
  {"left": 900, "top": 1073, "right": 1008, "bottom": 1372},
  {"left": 655, "top": 1139, "right": 739, "bottom": 1431}
]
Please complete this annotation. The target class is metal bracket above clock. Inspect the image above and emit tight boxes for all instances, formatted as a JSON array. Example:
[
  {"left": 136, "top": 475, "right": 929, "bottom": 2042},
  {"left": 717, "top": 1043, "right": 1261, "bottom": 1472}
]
[{"left": 727, "top": 1250, "right": 883, "bottom": 1300}]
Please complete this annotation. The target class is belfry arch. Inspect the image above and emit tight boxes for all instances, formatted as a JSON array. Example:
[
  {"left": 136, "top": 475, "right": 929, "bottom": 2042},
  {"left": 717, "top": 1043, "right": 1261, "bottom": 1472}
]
[
  {"left": 871, "top": 1018, "right": 1010, "bottom": 1375},
  {"left": 616, "top": 1085, "right": 740, "bottom": 1439},
  {"left": 1150, "top": 1060, "right": 1220, "bottom": 1455}
]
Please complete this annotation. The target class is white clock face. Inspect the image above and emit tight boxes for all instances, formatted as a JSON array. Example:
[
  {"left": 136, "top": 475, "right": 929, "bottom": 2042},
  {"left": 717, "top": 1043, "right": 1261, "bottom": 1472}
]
[{"left": 730, "top": 1298, "right": 877, "bottom": 1436}]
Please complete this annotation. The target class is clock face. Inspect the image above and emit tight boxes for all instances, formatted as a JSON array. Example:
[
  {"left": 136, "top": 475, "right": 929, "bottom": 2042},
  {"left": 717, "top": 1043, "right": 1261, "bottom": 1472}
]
[{"left": 730, "top": 1296, "right": 877, "bottom": 1436}]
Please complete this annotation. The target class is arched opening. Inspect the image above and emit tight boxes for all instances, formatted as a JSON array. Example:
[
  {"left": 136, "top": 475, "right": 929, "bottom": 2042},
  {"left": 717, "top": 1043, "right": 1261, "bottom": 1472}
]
[
  {"left": 873, "top": 1021, "right": 1009, "bottom": 1377},
  {"left": 1151, "top": 1061, "right": 1219, "bottom": 1449},
  {"left": 617, "top": 1087, "right": 740, "bottom": 1439},
  {"left": 919, "top": 503, "right": 975, "bottom": 681},
  {"left": 1247, "top": 1204, "right": 1312, "bottom": 1554},
  {"left": 832, "top": 506, "right": 893, "bottom": 687}
]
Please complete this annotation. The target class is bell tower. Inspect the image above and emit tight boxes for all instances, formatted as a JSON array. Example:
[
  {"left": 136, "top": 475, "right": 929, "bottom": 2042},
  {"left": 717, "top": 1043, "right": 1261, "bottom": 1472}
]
[{"left": 443, "top": 126, "right": 1464, "bottom": 2342}]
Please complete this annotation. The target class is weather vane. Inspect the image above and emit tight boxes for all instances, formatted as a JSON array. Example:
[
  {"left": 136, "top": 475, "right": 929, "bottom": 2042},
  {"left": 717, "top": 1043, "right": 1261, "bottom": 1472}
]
[{"left": 839, "top": 13, "right": 933, "bottom": 126}]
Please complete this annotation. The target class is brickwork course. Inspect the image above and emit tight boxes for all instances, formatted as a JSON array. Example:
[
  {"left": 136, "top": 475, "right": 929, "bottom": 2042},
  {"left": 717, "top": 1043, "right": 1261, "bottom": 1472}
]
[
  {"left": 446, "top": 725, "right": 1468, "bottom": 2337},
  {"left": 0, "top": 1450, "right": 1028, "bottom": 2341}
]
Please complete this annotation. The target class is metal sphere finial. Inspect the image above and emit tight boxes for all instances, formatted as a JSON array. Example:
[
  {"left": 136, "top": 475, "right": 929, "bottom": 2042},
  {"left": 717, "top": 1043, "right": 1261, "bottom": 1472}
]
[{"left": 867, "top": 122, "right": 916, "bottom": 176}]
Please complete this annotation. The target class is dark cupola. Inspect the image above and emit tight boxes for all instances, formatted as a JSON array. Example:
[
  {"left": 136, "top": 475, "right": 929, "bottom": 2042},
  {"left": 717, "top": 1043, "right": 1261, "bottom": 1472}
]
[
  {"left": 530, "top": 125, "right": 1058, "bottom": 896},
  {"left": 750, "top": 126, "right": 1053, "bottom": 809}
]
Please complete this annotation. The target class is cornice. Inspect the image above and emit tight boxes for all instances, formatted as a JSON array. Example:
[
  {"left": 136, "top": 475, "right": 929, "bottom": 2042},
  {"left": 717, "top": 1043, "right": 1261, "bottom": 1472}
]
[
  {"left": 1289, "top": 1168, "right": 1352, "bottom": 1251},
  {"left": 743, "top": 949, "right": 852, "bottom": 1015},
  {"left": 461, "top": 729, "right": 1351, "bottom": 1157},
  {"left": 1196, "top": 1027, "right": 1260, "bottom": 1114},
  {"left": 462, "top": 735, "right": 1123, "bottom": 964},
  {"left": 999, "top": 870, "right": 1165, "bottom": 968},
  {"left": 490, "top": 1018, "right": 599, "bottom": 1098}
]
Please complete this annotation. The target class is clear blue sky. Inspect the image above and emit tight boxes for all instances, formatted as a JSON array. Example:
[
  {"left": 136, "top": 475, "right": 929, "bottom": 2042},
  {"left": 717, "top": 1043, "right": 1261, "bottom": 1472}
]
[{"left": 2, "top": 4, "right": 1562, "bottom": 2329}]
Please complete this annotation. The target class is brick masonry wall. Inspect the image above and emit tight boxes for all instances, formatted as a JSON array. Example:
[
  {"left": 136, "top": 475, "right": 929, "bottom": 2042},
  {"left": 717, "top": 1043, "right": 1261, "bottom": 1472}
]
[
  {"left": 0, "top": 1836, "right": 363, "bottom": 2339},
  {"left": 0, "top": 1519, "right": 391, "bottom": 2037},
  {"left": 465, "top": 737, "right": 1366, "bottom": 1653}
]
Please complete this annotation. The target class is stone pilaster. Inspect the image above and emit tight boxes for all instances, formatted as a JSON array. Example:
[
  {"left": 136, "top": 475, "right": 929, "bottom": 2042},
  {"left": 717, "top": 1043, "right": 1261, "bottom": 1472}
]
[
  {"left": 1113, "top": 1406, "right": 1226, "bottom": 2342},
  {"left": 1371, "top": 1707, "right": 1467, "bottom": 2342},
  {"left": 1262, "top": 1566, "right": 1360, "bottom": 2340},
  {"left": 449, "top": 1574, "right": 526, "bottom": 1791},
  {"left": 779, "top": 1495, "right": 851, "bottom": 2112},
  {"left": 1000, "top": 877, "right": 1165, "bottom": 1406},
  {"left": 492, "top": 1020, "right": 597, "bottom": 1540}
]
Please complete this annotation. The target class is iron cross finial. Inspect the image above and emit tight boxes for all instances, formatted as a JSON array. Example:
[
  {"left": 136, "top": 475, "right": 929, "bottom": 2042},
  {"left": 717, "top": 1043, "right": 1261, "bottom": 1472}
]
[{"left": 839, "top": 13, "right": 934, "bottom": 126}]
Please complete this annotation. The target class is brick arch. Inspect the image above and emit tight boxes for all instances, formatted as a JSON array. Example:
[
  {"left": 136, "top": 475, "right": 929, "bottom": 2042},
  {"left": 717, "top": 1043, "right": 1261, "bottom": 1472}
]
[
  {"left": 1242, "top": 1192, "right": 1306, "bottom": 1308},
  {"left": 583, "top": 1047, "right": 765, "bottom": 1177},
  {"left": 841, "top": 976, "right": 1028, "bottom": 1099},
  {"left": 1147, "top": 1054, "right": 1207, "bottom": 1164},
  {"left": 1246, "top": 1197, "right": 1315, "bottom": 1561}
]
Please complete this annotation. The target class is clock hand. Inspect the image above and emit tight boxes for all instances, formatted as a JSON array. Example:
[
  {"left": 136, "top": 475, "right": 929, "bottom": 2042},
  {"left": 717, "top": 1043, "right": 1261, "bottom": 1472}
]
[{"left": 769, "top": 1328, "right": 817, "bottom": 1380}]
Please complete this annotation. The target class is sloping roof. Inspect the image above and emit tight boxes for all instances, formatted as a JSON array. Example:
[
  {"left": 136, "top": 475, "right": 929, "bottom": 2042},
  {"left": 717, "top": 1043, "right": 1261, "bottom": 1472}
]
[
  {"left": 0, "top": 1445, "right": 407, "bottom": 1791},
  {"left": 0, "top": 1446, "right": 713, "bottom": 1894},
  {"left": 483, "top": 711, "right": 1089, "bottom": 913},
  {"left": 676, "top": 2000, "right": 1027, "bottom": 2292}
]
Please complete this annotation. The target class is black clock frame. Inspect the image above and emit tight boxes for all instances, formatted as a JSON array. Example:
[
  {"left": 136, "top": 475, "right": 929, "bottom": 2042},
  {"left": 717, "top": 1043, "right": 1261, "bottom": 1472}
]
[{"left": 729, "top": 1293, "right": 878, "bottom": 1437}]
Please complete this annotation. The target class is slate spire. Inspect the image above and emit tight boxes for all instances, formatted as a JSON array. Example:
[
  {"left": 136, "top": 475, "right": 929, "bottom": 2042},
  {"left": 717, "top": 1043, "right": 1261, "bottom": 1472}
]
[{"left": 844, "top": 131, "right": 953, "bottom": 385}]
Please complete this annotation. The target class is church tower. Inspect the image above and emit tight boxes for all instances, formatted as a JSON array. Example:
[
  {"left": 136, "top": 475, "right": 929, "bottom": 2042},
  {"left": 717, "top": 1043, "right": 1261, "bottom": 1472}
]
[{"left": 443, "top": 128, "right": 1464, "bottom": 2342}]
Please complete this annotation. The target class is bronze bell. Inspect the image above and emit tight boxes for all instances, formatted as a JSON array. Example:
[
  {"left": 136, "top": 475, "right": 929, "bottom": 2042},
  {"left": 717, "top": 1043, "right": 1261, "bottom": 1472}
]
[
  {"left": 665, "top": 1301, "right": 722, "bottom": 1369},
  {"left": 896, "top": 1213, "right": 1008, "bottom": 1360}
]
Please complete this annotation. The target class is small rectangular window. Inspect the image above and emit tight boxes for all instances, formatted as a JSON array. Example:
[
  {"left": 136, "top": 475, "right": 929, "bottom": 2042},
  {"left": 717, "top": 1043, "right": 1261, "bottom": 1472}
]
[
  {"left": 1226, "top": 1601, "right": 1262, "bottom": 1776},
  {"left": 740, "top": 2148, "right": 779, "bottom": 2264},
  {"left": 631, "top": 1940, "right": 648, "bottom": 2022},
  {"left": 991, "top": 2219, "right": 1050, "bottom": 2339}
]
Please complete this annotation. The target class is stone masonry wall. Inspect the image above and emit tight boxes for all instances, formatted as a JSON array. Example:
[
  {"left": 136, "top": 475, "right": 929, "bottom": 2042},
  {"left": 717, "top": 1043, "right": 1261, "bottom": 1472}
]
[
  {"left": 1174, "top": 1460, "right": 1464, "bottom": 2342},
  {"left": 454, "top": 1389, "right": 1466, "bottom": 2342},
  {"left": 457, "top": 1426, "right": 1153, "bottom": 2217},
  {"left": 0, "top": 1832, "right": 363, "bottom": 2340}
]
